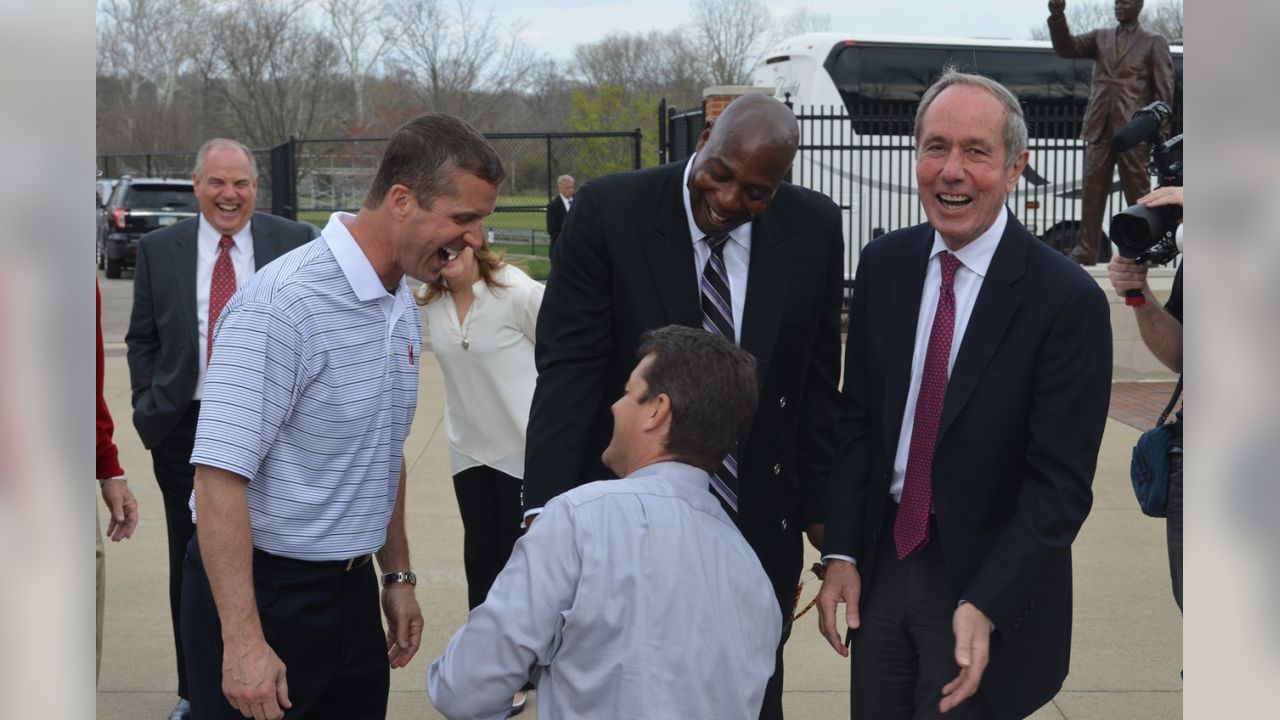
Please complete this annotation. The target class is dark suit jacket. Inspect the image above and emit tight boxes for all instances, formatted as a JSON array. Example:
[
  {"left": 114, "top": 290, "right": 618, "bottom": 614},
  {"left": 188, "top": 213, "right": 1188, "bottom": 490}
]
[
  {"left": 825, "top": 213, "right": 1112, "bottom": 720},
  {"left": 126, "top": 212, "right": 316, "bottom": 449},
  {"left": 525, "top": 161, "right": 844, "bottom": 610},
  {"left": 545, "top": 195, "right": 569, "bottom": 245},
  {"left": 1049, "top": 17, "right": 1175, "bottom": 142}
]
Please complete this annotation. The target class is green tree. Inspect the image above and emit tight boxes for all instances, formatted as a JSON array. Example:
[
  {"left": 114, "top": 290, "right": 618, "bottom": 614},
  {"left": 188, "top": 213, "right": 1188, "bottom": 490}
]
[{"left": 568, "top": 84, "right": 659, "bottom": 172}]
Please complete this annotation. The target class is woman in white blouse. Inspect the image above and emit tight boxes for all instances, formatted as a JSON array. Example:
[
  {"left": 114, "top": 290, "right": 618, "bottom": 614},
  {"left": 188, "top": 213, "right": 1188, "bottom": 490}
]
[{"left": 417, "top": 241, "right": 542, "bottom": 713}]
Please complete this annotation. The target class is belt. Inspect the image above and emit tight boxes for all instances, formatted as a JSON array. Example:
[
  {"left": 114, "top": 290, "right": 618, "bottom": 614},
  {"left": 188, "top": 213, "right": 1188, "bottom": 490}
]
[
  {"left": 250, "top": 547, "right": 373, "bottom": 572},
  {"left": 343, "top": 554, "right": 372, "bottom": 571}
]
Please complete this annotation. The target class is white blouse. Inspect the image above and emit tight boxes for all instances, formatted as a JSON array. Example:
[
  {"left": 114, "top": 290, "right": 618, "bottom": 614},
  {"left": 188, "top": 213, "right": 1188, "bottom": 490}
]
[{"left": 423, "top": 264, "right": 544, "bottom": 479}]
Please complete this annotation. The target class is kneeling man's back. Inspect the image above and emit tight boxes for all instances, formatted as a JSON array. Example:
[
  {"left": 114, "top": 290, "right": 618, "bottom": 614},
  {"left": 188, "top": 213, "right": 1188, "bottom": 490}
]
[{"left": 429, "top": 325, "right": 782, "bottom": 719}]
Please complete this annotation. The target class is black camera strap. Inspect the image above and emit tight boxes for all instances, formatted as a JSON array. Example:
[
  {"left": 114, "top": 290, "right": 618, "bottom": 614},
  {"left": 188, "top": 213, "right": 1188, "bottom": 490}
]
[{"left": 1156, "top": 376, "right": 1183, "bottom": 428}]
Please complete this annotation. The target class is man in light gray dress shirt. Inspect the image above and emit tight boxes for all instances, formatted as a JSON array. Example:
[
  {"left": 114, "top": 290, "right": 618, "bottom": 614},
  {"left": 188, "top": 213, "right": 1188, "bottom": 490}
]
[{"left": 428, "top": 325, "right": 783, "bottom": 719}]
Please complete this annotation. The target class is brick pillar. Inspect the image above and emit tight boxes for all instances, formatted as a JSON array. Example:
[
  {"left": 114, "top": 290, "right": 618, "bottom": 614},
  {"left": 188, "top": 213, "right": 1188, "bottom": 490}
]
[{"left": 702, "top": 85, "right": 776, "bottom": 122}]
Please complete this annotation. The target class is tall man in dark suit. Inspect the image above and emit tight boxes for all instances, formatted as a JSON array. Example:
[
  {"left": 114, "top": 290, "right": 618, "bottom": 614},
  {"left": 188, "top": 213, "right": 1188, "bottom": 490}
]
[
  {"left": 1048, "top": 0, "right": 1175, "bottom": 265},
  {"left": 125, "top": 138, "right": 316, "bottom": 720},
  {"left": 544, "top": 173, "right": 574, "bottom": 252},
  {"left": 816, "top": 71, "right": 1112, "bottom": 720},
  {"left": 524, "top": 94, "right": 843, "bottom": 719}
]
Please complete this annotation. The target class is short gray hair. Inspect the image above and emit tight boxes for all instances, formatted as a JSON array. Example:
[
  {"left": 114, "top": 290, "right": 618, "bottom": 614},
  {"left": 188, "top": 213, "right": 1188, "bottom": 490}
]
[
  {"left": 914, "top": 68, "right": 1028, "bottom": 169},
  {"left": 193, "top": 138, "right": 258, "bottom": 178},
  {"left": 556, "top": 174, "right": 575, "bottom": 186}
]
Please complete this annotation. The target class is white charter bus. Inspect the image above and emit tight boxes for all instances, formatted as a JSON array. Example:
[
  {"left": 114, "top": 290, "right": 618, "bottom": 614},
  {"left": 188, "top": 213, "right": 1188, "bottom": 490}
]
[{"left": 749, "top": 33, "right": 1184, "bottom": 278}]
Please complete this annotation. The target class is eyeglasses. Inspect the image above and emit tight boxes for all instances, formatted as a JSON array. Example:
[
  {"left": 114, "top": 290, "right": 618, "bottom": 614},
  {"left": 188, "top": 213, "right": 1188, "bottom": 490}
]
[{"left": 792, "top": 562, "right": 826, "bottom": 621}]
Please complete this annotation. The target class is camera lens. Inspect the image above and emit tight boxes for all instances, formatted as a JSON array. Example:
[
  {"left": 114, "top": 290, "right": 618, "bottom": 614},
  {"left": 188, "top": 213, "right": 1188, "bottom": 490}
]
[{"left": 1110, "top": 205, "right": 1174, "bottom": 259}]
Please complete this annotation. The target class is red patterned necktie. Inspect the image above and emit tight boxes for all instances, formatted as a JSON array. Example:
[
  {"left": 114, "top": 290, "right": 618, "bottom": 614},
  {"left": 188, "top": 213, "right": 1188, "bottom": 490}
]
[
  {"left": 207, "top": 235, "right": 237, "bottom": 364},
  {"left": 895, "top": 251, "right": 962, "bottom": 559}
]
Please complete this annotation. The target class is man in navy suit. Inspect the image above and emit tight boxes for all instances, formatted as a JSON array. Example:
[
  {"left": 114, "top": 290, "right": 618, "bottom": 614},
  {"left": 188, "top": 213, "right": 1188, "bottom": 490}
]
[
  {"left": 125, "top": 138, "right": 316, "bottom": 720},
  {"left": 545, "top": 173, "right": 574, "bottom": 252},
  {"left": 525, "top": 95, "right": 843, "bottom": 719},
  {"left": 816, "top": 70, "right": 1112, "bottom": 719}
]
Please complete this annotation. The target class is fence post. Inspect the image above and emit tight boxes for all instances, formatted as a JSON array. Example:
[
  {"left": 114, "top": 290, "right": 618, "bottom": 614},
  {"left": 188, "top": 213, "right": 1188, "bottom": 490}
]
[
  {"left": 146, "top": 154, "right": 153, "bottom": 177},
  {"left": 633, "top": 128, "right": 642, "bottom": 170},
  {"left": 658, "top": 99, "right": 667, "bottom": 165},
  {"left": 545, "top": 136, "right": 553, "bottom": 204}
]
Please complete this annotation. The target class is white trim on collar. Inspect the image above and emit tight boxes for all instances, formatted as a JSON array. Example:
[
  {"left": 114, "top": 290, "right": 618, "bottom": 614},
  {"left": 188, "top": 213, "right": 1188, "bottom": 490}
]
[{"left": 322, "top": 212, "right": 404, "bottom": 301}]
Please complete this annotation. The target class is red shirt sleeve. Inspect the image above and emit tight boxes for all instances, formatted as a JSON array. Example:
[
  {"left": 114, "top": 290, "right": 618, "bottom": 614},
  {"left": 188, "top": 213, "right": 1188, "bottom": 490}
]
[{"left": 97, "top": 280, "right": 124, "bottom": 480}]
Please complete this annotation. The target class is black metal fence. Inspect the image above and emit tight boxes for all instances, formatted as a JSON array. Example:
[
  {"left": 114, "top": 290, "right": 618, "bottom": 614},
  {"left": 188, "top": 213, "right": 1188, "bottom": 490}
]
[
  {"left": 662, "top": 97, "right": 1182, "bottom": 279},
  {"left": 99, "top": 129, "right": 643, "bottom": 248}
]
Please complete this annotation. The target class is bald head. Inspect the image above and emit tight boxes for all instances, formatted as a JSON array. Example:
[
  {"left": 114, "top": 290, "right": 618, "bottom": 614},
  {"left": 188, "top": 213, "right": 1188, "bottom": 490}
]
[
  {"left": 686, "top": 95, "right": 798, "bottom": 237},
  {"left": 701, "top": 94, "right": 799, "bottom": 161}
]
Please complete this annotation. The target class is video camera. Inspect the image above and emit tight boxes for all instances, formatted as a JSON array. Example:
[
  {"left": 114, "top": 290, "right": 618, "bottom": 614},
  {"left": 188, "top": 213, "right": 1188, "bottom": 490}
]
[{"left": 1109, "top": 102, "right": 1183, "bottom": 267}]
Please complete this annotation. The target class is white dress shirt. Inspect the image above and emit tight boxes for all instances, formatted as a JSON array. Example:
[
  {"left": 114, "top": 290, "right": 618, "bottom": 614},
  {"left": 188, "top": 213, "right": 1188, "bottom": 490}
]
[
  {"left": 683, "top": 155, "right": 751, "bottom": 343},
  {"left": 889, "top": 210, "right": 1006, "bottom": 501},
  {"left": 423, "top": 264, "right": 544, "bottom": 479},
  {"left": 428, "top": 461, "right": 782, "bottom": 720},
  {"left": 195, "top": 215, "right": 255, "bottom": 400},
  {"left": 823, "top": 210, "right": 1008, "bottom": 568}
]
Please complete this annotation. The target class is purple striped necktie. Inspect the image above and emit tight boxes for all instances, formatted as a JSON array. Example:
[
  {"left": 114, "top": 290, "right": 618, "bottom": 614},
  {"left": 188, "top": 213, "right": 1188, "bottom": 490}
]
[{"left": 700, "top": 233, "right": 739, "bottom": 513}]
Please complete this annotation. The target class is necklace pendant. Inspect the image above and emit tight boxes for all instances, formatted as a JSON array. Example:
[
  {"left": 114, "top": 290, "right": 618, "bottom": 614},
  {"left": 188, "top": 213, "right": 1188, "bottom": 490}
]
[{"left": 461, "top": 338, "right": 470, "bottom": 350}]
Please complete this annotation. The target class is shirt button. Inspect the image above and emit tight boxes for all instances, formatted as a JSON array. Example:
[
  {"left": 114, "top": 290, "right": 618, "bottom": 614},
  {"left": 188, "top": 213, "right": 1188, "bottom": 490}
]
[
  {"left": 773, "top": 463, "right": 782, "bottom": 476},
  {"left": 778, "top": 396, "right": 787, "bottom": 408},
  {"left": 780, "top": 519, "right": 788, "bottom": 530}
]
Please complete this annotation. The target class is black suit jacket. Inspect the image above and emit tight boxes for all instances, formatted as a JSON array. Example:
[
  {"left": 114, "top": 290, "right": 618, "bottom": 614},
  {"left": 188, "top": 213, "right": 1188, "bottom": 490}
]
[
  {"left": 545, "top": 195, "right": 569, "bottom": 245},
  {"left": 126, "top": 212, "right": 316, "bottom": 449},
  {"left": 525, "top": 161, "right": 844, "bottom": 609},
  {"left": 825, "top": 213, "right": 1112, "bottom": 720}
]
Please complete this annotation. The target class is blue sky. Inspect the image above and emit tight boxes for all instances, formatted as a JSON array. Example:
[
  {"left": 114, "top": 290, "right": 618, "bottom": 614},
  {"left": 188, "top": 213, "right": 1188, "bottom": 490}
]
[{"left": 486, "top": 0, "right": 1056, "bottom": 61}]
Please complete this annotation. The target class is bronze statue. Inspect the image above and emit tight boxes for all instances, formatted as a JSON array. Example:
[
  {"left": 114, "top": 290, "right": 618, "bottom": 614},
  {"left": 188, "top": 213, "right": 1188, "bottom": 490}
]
[{"left": 1048, "top": 0, "right": 1175, "bottom": 265}]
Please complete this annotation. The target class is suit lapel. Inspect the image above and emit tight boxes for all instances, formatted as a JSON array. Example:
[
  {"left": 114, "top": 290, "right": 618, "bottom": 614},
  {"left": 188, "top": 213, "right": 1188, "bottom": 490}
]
[
  {"left": 641, "top": 165, "right": 700, "bottom": 328},
  {"left": 937, "top": 213, "right": 1027, "bottom": 439},
  {"left": 173, "top": 220, "right": 200, "bottom": 356},
  {"left": 881, "top": 228, "right": 932, "bottom": 459},
  {"left": 739, "top": 208, "right": 790, "bottom": 370},
  {"left": 251, "top": 214, "right": 279, "bottom": 269}
]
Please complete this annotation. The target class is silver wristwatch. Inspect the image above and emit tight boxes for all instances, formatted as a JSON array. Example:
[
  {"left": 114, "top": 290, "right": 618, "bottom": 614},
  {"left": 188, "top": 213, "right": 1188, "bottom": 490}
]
[{"left": 382, "top": 571, "right": 417, "bottom": 587}]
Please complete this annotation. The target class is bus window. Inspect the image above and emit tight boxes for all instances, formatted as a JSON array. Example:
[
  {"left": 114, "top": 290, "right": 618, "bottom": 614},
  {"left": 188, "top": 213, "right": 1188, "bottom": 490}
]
[{"left": 972, "top": 49, "right": 1087, "bottom": 101}]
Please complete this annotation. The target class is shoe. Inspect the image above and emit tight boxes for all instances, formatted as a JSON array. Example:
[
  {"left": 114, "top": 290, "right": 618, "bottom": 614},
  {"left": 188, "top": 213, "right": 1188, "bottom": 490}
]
[
  {"left": 168, "top": 698, "right": 192, "bottom": 720},
  {"left": 509, "top": 690, "right": 528, "bottom": 717}
]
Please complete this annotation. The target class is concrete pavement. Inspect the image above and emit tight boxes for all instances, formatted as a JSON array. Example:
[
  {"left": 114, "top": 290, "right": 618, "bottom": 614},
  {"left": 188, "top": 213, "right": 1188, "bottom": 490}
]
[{"left": 95, "top": 274, "right": 1182, "bottom": 719}]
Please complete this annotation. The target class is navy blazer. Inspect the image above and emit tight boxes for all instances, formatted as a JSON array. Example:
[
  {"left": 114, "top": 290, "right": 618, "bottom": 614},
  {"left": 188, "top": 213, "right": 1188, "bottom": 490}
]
[
  {"left": 125, "top": 211, "right": 316, "bottom": 449},
  {"left": 524, "top": 160, "right": 844, "bottom": 611},
  {"left": 824, "top": 212, "right": 1112, "bottom": 720}
]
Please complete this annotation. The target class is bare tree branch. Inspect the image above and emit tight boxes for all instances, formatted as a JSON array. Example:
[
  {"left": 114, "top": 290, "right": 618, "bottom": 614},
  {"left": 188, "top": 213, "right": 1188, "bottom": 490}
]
[
  {"left": 323, "top": 0, "right": 398, "bottom": 126},
  {"left": 690, "top": 0, "right": 770, "bottom": 85}
]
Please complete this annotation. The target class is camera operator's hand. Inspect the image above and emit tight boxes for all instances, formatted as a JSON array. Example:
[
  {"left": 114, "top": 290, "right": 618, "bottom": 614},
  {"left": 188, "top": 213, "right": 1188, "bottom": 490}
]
[
  {"left": 1137, "top": 186, "right": 1183, "bottom": 210},
  {"left": 1108, "top": 255, "right": 1151, "bottom": 301}
]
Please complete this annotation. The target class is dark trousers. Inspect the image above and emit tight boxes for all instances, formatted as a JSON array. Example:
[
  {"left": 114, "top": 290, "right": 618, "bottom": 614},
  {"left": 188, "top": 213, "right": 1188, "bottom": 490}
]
[
  {"left": 451, "top": 465, "right": 524, "bottom": 610},
  {"left": 150, "top": 401, "right": 199, "bottom": 700},
  {"left": 1167, "top": 451, "right": 1183, "bottom": 612},
  {"left": 180, "top": 537, "right": 389, "bottom": 720},
  {"left": 850, "top": 506, "right": 995, "bottom": 720},
  {"left": 1076, "top": 139, "right": 1151, "bottom": 264}
]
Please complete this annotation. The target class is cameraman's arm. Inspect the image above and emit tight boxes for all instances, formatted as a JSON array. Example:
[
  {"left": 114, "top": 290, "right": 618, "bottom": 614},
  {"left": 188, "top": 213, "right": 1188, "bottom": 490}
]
[{"left": 1109, "top": 185, "right": 1185, "bottom": 373}]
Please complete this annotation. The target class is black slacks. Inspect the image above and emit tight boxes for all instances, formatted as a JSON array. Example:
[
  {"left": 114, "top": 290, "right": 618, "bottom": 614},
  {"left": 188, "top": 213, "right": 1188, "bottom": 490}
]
[
  {"left": 180, "top": 537, "right": 389, "bottom": 720},
  {"left": 850, "top": 505, "right": 995, "bottom": 720},
  {"left": 149, "top": 401, "right": 199, "bottom": 701},
  {"left": 451, "top": 465, "right": 524, "bottom": 610}
]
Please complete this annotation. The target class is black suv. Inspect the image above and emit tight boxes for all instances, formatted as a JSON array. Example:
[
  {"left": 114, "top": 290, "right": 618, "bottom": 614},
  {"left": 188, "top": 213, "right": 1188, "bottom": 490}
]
[{"left": 98, "top": 176, "right": 198, "bottom": 278}]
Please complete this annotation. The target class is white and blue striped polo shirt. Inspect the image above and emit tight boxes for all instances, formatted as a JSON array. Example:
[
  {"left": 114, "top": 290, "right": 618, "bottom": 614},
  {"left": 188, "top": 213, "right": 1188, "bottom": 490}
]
[{"left": 191, "top": 212, "right": 421, "bottom": 560}]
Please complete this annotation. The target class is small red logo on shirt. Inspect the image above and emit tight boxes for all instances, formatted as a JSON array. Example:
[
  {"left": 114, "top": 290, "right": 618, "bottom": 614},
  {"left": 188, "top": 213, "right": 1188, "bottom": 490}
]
[{"left": 408, "top": 345, "right": 415, "bottom": 364}]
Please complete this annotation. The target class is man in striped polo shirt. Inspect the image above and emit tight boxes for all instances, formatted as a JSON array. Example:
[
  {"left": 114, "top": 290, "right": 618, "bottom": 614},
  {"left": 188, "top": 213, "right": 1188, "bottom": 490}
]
[{"left": 181, "top": 114, "right": 505, "bottom": 720}]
